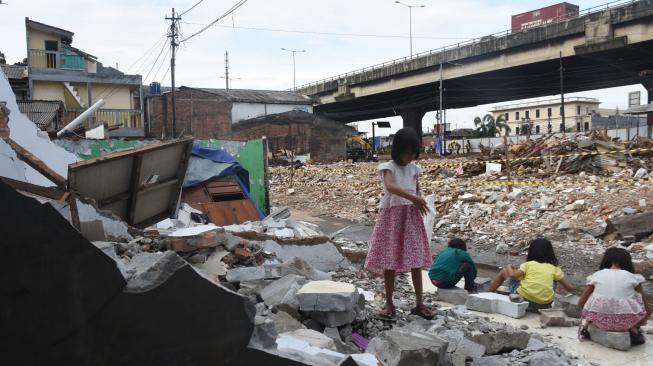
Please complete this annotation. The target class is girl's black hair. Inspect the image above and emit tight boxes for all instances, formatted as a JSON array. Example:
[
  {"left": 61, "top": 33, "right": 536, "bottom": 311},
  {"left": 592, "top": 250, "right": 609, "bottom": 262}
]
[
  {"left": 391, "top": 128, "right": 421, "bottom": 161},
  {"left": 599, "top": 247, "right": 635, "bottom": 273},
  {"left": 448, "top": 238, "right": 467, "bottom": 251},
  {"left": 526, "top": 238, "right": 558, "bottom": 266}
]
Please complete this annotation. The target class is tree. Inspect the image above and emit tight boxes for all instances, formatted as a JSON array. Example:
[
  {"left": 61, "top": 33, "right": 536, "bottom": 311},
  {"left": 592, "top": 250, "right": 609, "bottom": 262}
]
[
  {"left": 474, "top": 114, "right": 511, "bottom": 137},
  {"left": 0, "top": 51, "right": 6, "bottom": 65}
]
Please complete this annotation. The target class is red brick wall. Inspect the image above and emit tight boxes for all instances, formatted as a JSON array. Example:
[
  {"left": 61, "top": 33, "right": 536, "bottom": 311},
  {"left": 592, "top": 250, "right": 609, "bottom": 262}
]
[{"left": 147, "top": 89, "right": 232, "bottom": 139}]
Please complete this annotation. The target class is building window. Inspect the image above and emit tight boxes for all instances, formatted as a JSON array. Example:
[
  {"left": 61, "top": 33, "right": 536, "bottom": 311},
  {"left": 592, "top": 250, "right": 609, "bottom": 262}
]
[
  {"left": 560, "top": 106, "right": 563, "bottom": 116},
  {"left": 516, "top": 112, "right": 520, "bottom": 120},
  {"left": 584, "top": 122, "right": 590, "bottom": 131},
  {"left": 576, "top": 122, "right": 581, "bottom": 132},
  {"left": 515, "top": 126, "right": 520, "bottom": 135},
  {"left": 505, "top": 113, "right": 509, "bottom": 121},
  {"left": 536, "top": 109, "right": 540, "bottom": 118},
  {"left": 559, "top": 123, "right": 564, "bottom": 132},
  {"left": 577, "top": 106, "right": 581, "bottom": 115},
  {"left": 525, "top": 111, "right": 530, "bottom": 119},
  {"left": 536, "top": 125, "right": 540, "bottom": 134},
  {"left": 548, "top": 108, "right": 552, "bottom": 117},
  {"left": 586, "top": 107, "right": 590, "bottom": 114}
]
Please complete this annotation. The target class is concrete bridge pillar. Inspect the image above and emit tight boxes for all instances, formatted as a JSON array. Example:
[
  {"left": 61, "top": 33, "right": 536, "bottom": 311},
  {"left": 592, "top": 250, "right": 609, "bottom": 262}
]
[
  {"left": 400, "top": 109, "right": 426, "bottom": 144},
  {"left": 646, "top": 82, "right": 653, "bottom": 138}
]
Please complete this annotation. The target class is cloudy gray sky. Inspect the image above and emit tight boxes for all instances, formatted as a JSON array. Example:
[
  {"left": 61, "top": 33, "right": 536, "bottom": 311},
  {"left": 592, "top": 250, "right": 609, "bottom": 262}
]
[{"left": 0, "top": 0, "right": 647, "bottom": 135}]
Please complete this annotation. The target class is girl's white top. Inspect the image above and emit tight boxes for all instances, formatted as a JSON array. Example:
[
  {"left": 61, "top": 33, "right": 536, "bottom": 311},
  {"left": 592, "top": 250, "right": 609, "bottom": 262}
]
[
  {"left": 377, "top": 161, "right": 423, "bottom": 208},
  {"left": 584, "top": 268, "right": 646, "bottom": 314}
]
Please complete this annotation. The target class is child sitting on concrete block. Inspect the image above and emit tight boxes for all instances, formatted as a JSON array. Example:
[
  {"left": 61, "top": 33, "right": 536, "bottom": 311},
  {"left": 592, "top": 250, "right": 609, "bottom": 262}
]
[
  {"left": 578, "top": 247, "right": 651, "bottom": 346},
  {"left": 488, "top": 238, "right": 575, "bottom": 313},
  {"left": 429, "top": 238, "right": 478, "bottom": 293}
]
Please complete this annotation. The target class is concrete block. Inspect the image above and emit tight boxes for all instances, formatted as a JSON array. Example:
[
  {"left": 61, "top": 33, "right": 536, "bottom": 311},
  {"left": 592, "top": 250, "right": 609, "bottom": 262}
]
[
  {"left": 366, "top": 329, "right": 449, "bottom": 366},
  {"left": 466, "top": 293, "right": 528, "bottom": 318},
  {"left": 279, "top": 256, "right": 331, "bottom": 280},
  {"left": 437, "top": 287, "right": 469, "bottom": 305},
  {"left": 261, "top": 274, "right": 307, "bottom": 315},
  {"left": 472, "top": 355, "right": 509, "bottom": 366},
  {"left": 297, "top": 281, "right": 358, "bottom": 312},
  {"left": 225, "top": 264, "right": 281, "bottom": 283},
  {"left": 474, "top": 277, "right": 491, "bottom": 292},
  {"left": 471, "top": 330, "right": 530, "bottom": 355},
  {"left": 587, "top": 324, "right": 631, "bottom": 351},
  {"left": 529, "top": 349, "right": 569, "bottom": 366},
  {"left": 554, "top": 294, "right": 582, "bottom": 318},
  {"left": 539, "top": 309, "right": 580, "bottom": 327},
  {"left": 324, "top": 327, "right": 342, "bottom": 341},
  {"left": 276, "top": 330, "right": 347, "bottom": 365}
]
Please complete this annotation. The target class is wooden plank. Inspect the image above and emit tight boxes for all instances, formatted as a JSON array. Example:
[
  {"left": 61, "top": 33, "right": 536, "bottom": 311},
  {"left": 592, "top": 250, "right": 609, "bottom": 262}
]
[
  {"left": 98, "top": 178, "right": 179, "bottom": 208},
  {"left": 3, "top": 137, "right": 67, "bottom": 188},
  {"left": 201, "top": 200, "right": 260, "bottom": 226},
  {"left": 0, "top": 176, "right": 66, "bottom": 200},
  {"left": 68, "top": 192, "right": 81, "bottom": 230},
  {"left": 127, "top": 155, "right": 143, "bottom": 224}
]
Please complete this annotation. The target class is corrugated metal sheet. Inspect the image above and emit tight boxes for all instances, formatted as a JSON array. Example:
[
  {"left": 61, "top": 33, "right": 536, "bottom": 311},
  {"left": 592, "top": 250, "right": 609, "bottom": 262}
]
[
  {"left": 16, "top": 100, "right": 63, "bottom": 130},
  {"left": 161, "top": 86, "right": 311, "bottom": 105},
  {"left": 0, "top": 65, "right": 28, "bottom": 80}
]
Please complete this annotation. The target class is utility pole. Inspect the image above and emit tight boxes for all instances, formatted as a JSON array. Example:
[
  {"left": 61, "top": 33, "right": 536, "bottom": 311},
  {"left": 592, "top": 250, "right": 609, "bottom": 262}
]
[
  {"left": 224, "top": 51, "right": 229, "bottom": 89},
  {"left": 559, "top": 51, "right": 566, "bottom": 134},
  {"left": 395, "top": 1, "right": 425, "bottom": 57},
  {"left": 166, "top": 8, "right": 181, "bottom": 138},
  {"left": 438, "top": 58, "right": 444, "bottom": 156},
  {"left": 281, "top": 48, "right": 306, "bottom": 90}
]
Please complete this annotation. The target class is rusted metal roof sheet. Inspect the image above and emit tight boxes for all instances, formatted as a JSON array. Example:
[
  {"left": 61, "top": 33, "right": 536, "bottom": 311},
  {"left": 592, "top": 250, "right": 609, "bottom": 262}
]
[
  {"left": 1, "top": 65, "right": 28, "bottom": 80},
  {"left": 161, "top": 86, "right": 311, "bottom": 105},
  {"left": 16, "top": 100, "right": 63, "bottom": 129}
]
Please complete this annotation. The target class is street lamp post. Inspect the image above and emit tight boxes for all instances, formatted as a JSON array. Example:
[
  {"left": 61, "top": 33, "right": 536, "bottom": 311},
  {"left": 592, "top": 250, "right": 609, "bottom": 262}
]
[
  {"left": 395, "top": 1, "right": 425, "bottom": 57},
  {"left": 281, "top": 48, "right": 306, "bottom": 90}
]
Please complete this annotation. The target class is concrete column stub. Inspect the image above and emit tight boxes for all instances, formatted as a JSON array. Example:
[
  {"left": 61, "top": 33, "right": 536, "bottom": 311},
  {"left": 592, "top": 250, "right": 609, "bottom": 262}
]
[{"left": 399, "top": 108, "right": 426, "bottom": 144}]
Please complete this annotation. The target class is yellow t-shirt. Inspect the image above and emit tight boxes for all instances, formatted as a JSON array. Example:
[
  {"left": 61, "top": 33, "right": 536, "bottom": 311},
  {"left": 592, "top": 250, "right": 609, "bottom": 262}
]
[{"left": 516, "top": 261, "right": 565, "bottom": 304}]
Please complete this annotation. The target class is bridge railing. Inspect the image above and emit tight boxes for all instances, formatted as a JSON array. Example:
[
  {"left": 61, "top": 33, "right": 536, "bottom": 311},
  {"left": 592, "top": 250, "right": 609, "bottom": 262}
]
[{"left": 294, "top": 0, "right": 640, "bottom": 92}]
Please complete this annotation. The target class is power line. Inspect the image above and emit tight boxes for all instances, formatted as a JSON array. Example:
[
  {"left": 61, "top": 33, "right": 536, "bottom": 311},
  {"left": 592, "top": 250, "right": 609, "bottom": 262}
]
[
  {"left": 179, "top": 0, "right": 205, "bottom": 16},
  {"left": 180, "top": 21, "right": 472, "bottom": 40},
  {"left": 180, "top": 0, "right": 248, "bottom": 43}
]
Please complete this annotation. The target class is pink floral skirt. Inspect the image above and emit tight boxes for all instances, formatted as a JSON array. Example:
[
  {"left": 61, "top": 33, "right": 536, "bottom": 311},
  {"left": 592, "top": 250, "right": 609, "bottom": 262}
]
[
  {"left": 582, "top": 296, "right": 647, "bottom": 332},
  {"left": 364, "top": 205, "right": 432, "bottom": 276}
]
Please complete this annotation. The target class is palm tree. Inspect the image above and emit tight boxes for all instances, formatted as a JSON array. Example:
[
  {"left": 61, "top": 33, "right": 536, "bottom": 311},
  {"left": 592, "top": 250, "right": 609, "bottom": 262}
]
[{"left": 474, "top": 114, "right": 511, "bottom": 137}]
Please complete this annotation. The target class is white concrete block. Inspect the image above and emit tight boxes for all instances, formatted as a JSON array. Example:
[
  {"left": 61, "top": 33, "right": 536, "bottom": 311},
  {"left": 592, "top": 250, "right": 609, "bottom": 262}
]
[{"left": 466, "top": 293, "right": 527, "bottom": 318}]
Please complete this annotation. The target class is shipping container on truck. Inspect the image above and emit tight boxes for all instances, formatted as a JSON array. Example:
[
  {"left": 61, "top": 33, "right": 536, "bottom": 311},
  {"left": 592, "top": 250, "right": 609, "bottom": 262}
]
[{"left": 511, "top": 2, "right": 580, "bottom": 32}]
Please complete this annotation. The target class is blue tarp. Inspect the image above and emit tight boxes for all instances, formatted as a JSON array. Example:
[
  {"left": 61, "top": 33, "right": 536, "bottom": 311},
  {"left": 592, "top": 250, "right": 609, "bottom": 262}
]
[{"left": 183, "top": 144, "right": 264, "bottom": 218}]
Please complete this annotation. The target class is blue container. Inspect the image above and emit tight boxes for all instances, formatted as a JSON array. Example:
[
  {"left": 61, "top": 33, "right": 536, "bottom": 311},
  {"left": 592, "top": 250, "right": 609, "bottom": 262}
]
[{"left": 149, "top": 82, "right": 161, "bottom": 95}]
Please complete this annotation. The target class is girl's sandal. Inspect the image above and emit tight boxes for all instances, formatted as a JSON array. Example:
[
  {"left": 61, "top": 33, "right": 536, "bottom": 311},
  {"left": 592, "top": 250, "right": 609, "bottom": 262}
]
[
  {"left": 411, "top": 303, "right": 435, "bottom": 320},
  {"left": 375, "top": 304, "right": 396, "bottom": 320}
]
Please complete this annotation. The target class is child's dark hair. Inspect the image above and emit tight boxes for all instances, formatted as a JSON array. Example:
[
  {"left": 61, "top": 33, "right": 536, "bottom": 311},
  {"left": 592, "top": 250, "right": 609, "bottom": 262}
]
[
  {"left": 391, "top": 128, "right": 421, "bottom": 161},
  {"left": 526, "top": 238, "right": 558, "bottom": 266},
  {"left": 599, "top": 247, "right": 635, "bottom": 273},
  {"left": 449, "top": 238, "right": 467, "bottom": 251}
]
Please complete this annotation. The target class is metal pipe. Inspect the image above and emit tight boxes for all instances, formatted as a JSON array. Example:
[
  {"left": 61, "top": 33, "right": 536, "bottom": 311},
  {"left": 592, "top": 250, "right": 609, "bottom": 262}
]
[{"left": 57, "top": 98, "right": 105, "bottom": 137}]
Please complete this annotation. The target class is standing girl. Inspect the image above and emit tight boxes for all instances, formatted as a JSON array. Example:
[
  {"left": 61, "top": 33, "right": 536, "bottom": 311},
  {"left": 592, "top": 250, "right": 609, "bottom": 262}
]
[
  {"left": 578, "top": 247, "right": 650, "bottom": 345},
  {"left": 364, "top": 128, "right": 434, "bottom": 319}
]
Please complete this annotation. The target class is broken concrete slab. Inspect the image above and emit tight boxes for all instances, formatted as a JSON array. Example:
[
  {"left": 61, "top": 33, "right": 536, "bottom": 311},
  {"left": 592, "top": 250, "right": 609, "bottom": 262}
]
[
  {"left": 261, "top": 274, "right": 308, "bottom": 316},
  {"left": 437, "top": 328, "right": 485, "bottom": 365},
  {"left": 470, "top": 330, "right": 530, "bottom": 355},
  {"left": 275, "top": 331, "right": 346, "bottom": 366},
  {"left": 366, "top": 328, "right": 449, "bottom": 366},
  {"left": 193, "top": 248, "right": 229, "bottom": 282},
  {"left": 307, "top": 309, "right": 357, "bottom": 328},
  {"left": 226, "top": 264, "right": 282, "bottom": 283},
  {"left": 0, "top": 181, "right": 309, "bottom": 366},
  {"left": 587, "top": 324, "right": 631, "bottom": 351},
  {"left": 466, "top": 293, "right": 528, "bottom": 318},
  {"left": 323, "top": 327, "right": 342, "bottom": 341},
  {"left": 437, "top": 287, "right": 469, "bottom": 305},
  {"left": 279, "top": 255, "right": 332, "bottom": 280},
  {"left": 607, "top": 211, "right": 653, "bottom": 240},
  {"left": 297, "top": 281, "right": 359, "bottom": 312},
  {"left": 264, "top": 241, "right": 349, "bottom": 272},
  {"left": 249, "top": 310, "right": 307, "bottom": 351}
]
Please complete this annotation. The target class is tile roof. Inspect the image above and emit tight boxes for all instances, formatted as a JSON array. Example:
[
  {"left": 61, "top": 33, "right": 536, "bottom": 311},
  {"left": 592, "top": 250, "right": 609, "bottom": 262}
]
[
  {"left": 17, "top": 100, "right": 64, "bottom": 130},
  {"left": 159, "top": 86, "right": 311, "bottom": 105},
  {"left": 1, "top": 65, "right": 28, "bottom": 80}
]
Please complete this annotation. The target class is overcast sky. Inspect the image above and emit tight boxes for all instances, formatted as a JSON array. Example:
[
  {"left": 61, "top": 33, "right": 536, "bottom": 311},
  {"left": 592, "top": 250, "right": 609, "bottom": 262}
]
[{"left": 0, "top": 0, "right": 647, "bottom": 136}]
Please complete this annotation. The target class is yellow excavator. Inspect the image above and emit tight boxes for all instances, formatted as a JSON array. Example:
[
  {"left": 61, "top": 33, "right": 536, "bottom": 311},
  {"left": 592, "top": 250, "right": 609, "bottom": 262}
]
[{"left": 346, "top": 135, "right": 372, "bottom": 162}]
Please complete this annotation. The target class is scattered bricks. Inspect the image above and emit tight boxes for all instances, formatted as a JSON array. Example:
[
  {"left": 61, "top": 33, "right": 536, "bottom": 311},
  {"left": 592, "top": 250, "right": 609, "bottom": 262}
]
[
  {"left": 297, "top": 281, "right": 358, "bottom": 312},
  {"left": 144, "top": 228, "right": 160, "bottom": 236},
  {"left": 474, "top": 277, "right": 491, "bottom": 293},
  {"left": 366, "top": 329, "right": 449, "bottom": 366},
  {"left": 167, "top": 232, "right": 220, "bottom": 252},
  {"left": 470, "top": 329, "right": 529, "bottom": 355},
  {"left": 437, "top": 287, "right": 469, "bottom": 305},
  {"left": 554, "top": 294, "right": 582, "bottom": 318},
  {"left": 539, "top": 309, "right": 580, "bottom": 327},
  {"left": 221, "top": 253, "right": 237, "bottom": 266},
  {"left": 587, "top": 324, "right": 631, "bottom": 351},
  {"left": 234, "top": 246, "right": 252, "bottom": 260},
  {"left": 466, "top": 293, "right": 528, "bottom": 319}
]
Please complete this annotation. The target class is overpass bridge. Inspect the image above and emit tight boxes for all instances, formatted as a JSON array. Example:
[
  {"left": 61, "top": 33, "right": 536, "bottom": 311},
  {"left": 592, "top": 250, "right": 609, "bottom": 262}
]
[{"left": 298, "top": 0, "right": 653, "bottom": 135}]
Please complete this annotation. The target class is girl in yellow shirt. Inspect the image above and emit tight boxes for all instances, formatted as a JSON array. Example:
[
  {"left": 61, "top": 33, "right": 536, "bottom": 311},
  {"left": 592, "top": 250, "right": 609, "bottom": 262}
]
[{"left": 488, "top": 238, "right": 575, "bottom": 312}]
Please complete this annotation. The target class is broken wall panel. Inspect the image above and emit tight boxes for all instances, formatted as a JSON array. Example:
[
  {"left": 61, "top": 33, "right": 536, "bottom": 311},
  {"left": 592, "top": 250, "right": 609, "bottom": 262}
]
[{"left": 68, "top": 138, "right": 193, "bottom": 227}]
